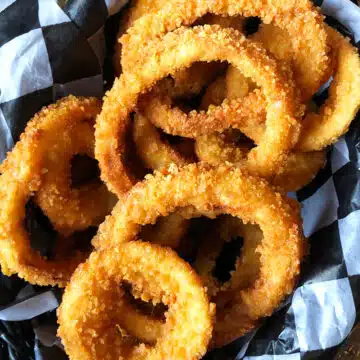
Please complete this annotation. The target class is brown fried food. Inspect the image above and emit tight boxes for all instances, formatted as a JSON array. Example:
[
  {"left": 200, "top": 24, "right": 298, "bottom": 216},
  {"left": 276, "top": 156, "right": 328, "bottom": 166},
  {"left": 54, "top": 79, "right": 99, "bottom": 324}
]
[
  {"left": 200, "top": 64, "right": 257, "bottom": 108},
  {"left": 139, "top": 213, "right": 190, "bottom": 249},
  {"left": 95, "top": 25, "right": 301, "bottom": 196},
  {"left": 270, "top": 150, "right": 326, "bottom": 191},
  {"left": 200, "top": 75, "right": 227, "bottom": 109},
  {"left": 251, "top": 23, "right": 332, "bottom": 101},
  {"left": 139, "top": 45, "right": 301, "bottom": 143},
  {"left": 58, "top": 241, "right": 214, "bottom": 359},
  {"left": 133, "top": 112, "right": 190, "bottom": 249},
  {"left": 92, "top": 163, "right": 306, "bottom": 347},
  {"left": 147, "top": 14, "right": 245, "bottom": 100},
  {"left": 225, "top": 64, "right": 257, "bottom": 100},
  {"left": 228, "top": 26, "right": 360, "bottom": 152},
  {"left": 195, "top": 131, "right": 326, "bottom": 192},
  {"left": 297, "top": 26, "right": 360, "bottom": 151},
  {"left": 0, "top": 96, "right": 105, "bottom": 286},
  {"left": 195, "top": 130, "right": 249, "bottom": 166},
  {"left": 120, "top": 0, "right": 330, "bottom": 88},
  {"left": 96, "top": 26, "right": 302, "bottom": 196},
  {"left": 165, "top": 61, "right": 227, "bottom": 99},
  {"left": 196, "top": 14, "right": 245, "bottom": 32},
  {"left": 115, "top": 3, "right": 226, "bottom": 94},
  {"left": 113, "top": 0, "right": 167, "bottom": 75}
]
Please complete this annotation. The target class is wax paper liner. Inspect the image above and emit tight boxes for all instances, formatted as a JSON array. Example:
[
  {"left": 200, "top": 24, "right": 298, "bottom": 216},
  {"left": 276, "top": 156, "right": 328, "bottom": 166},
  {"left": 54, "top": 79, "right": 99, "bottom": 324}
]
[{"left": 0, "top": 0, "right": 359, "bottom": 359}]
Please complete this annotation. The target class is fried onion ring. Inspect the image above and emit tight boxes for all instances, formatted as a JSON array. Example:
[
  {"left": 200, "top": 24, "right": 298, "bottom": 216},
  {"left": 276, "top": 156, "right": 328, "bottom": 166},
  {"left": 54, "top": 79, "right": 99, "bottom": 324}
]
[
  {"left": 96, "top": 25, "right": 302, "bottom": 196},
  {"left": 297, "top": 26, "right": 360, "bottom": 151},
  {"left": 0, "top": 96, "right": 104, "bottom": 286},
  {"left": 92, "top": 163, "right": 306, "bottom": 347},
  {"left": 120, "top": 0, "right": 330, "bottom": 87},
  {"left": 139, "top": 213, "right": 189, "bottom": 249},
  {"left": 195, "top": 131, "right": 326, "bottom": 192},
  {"left": 200, "top": 75, "right": 227, "bottom": 109},
  {"left": 114, "top": 1, "right": 225, "bottom": 95},
  {"left": 58, "top": 241, "right": 214, "bottom": 359},
  {"left": 225, "top": 26, "right": 360, "bottom": 152}
]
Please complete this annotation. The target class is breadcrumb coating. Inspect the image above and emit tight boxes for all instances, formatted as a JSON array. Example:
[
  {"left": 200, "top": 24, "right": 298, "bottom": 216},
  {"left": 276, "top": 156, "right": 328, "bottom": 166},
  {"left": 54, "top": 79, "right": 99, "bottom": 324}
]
[
  {"left": 58, "top": 241, "right": 214, "bottom": 359},
  {"left": 121, "top": 0, "right": 330, "bottom": 90}
]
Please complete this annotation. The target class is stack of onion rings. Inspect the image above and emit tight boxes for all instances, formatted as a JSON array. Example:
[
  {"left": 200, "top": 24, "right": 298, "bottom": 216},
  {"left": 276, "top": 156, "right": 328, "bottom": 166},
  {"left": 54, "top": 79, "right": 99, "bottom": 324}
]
[
  {"left": 93, "top": 165, "right": 306, "bottom": 346},
  {"left": 92, "top": 164, "right": 306, "bottom": 347},
  {"left": 2, "top": 0, "right": 359, "bottom": 356},
  {"left": 96, "top": 25, "right": 302, "bottom": 198}
]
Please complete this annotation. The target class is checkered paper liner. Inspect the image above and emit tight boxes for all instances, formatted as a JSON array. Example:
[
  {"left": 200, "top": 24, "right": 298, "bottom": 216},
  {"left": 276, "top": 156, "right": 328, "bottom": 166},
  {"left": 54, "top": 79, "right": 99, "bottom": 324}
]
[{"left": 0, "top": 0, "right": 359, "bottom": 359}]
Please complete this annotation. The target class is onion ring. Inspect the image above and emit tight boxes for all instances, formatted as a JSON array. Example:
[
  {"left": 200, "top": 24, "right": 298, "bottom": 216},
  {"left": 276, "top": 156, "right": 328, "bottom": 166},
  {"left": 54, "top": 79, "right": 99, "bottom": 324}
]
[
  {"left": 224, "top": 26, "right": 360, "bottom": 152},
  {"left": 92, "top": 163, "right": 306, "bottom": 347},
  {"left": 297, "top": 26, "right": 360, "bottom": 151},
  {"left": 195, "top": 130, "right": 249, "bottom": 167},
  {"left": 57, "top": 241, "right": 214, "bottom": 359},
  {"left": 96, "top": 25, "right": 302, "bottom": 196},
  {"left": 140, "top": 87, "right": 270, "bottom": 140},
  {"left": 143, "top": 14, "right": 244, "bottom": 101},
  {"left": 114, "top": 2, "right": 226, "bottom": 96},
  {"left": 195, "top": 131, "right": 326, "bottom": 192},
  {"left": 0, "top": 96, "right": 105, "bottom": 286},
  {"left": 225, "top": 64, "right": 257, "bottom": 100},
  {"left": 139, "top": 213, "right": 189, "bottom": 249},
  {"left": 114, "top": 4, "right": 227, "bottom": 95},
  {"left": 120, "top": 0, "right": 330, "bottom": 87}
]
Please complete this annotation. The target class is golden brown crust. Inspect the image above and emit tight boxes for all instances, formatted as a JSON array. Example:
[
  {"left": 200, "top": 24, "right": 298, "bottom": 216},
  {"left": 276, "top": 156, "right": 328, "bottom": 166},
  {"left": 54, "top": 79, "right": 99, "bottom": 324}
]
[
  {"left": 140, "top": 213, "right": 189, "bottom": 249},
  {"left": 200, "top": 75, "right": 227, "bottom": 109},
  {"left": 297, "top": 26, "right": 360, "bottom": 151},
  {"left": 113, "top": 0, "right": 168, "bottom": 75},
  {"left": 133, "top": 113, "right": 188, "bottom": 170},
  {"left": 58, "top": 241, "right": 214, "bottom": 360},
  {"left": 251, "top": 23, "right": 332, "bottom": 101},
  {"left": 132, "top": 113, "right": 191, "bottom": 249}
]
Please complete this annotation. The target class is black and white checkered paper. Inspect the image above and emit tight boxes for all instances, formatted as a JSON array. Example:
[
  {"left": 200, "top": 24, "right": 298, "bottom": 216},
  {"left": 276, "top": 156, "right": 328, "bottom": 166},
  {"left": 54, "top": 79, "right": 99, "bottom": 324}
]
[{"left": 0, "top": 0, "right": 359, "bottom": 359}]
